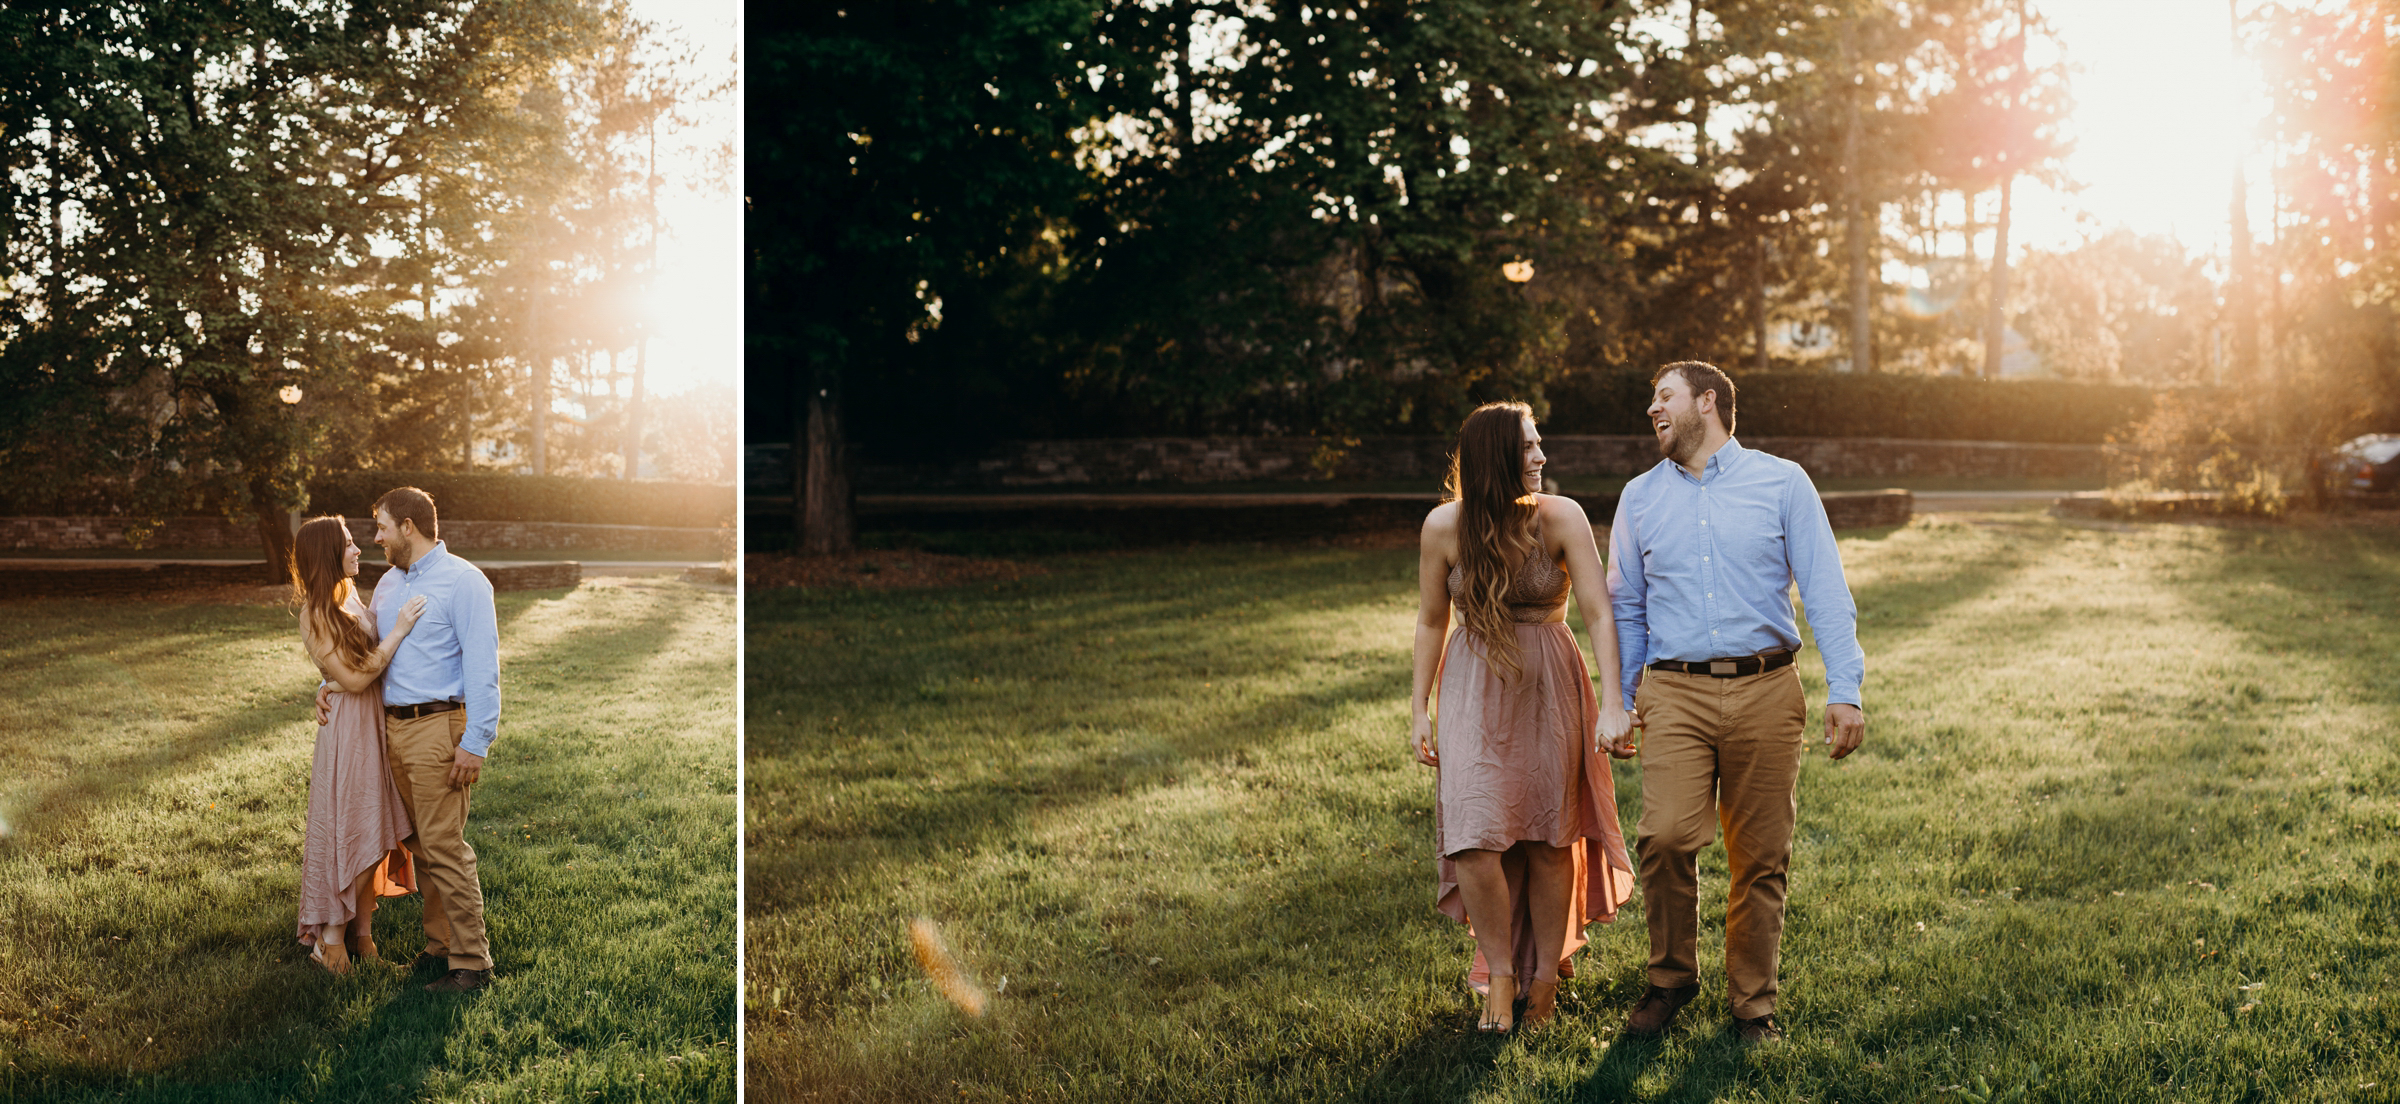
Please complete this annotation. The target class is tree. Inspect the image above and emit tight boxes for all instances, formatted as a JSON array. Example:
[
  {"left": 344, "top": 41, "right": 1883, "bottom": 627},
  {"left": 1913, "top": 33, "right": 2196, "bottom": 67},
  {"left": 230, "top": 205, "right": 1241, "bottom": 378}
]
[
  {"left": 749, "top": 1, "right": 1105, "bottom": 551},
  {"left": 0, "top": 0, "right": 636, "bottom": 578}
]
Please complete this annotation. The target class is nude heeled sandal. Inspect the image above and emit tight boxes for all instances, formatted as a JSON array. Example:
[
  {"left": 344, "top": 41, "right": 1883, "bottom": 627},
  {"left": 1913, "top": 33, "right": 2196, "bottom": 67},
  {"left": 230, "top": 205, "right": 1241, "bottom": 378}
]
[
  {"left": 1478, "top": 974, "right": 1517, "bottom": 1034},
  {"left": 310, "top": 930, "right": 353, "bottom": 976},
  {"left": 1521, "top": 977, "right": 1560, "bottom": 1026}
]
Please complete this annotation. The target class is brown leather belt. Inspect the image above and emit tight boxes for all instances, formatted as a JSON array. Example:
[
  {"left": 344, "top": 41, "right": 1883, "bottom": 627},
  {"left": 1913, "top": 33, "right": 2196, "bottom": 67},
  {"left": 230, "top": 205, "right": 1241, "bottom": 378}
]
[
  {"left": 1648, "top": 650, "right": 1796, "bottom": 678},
  {"left": 385, "top": 699, "right": 463, "bottom": 720}
]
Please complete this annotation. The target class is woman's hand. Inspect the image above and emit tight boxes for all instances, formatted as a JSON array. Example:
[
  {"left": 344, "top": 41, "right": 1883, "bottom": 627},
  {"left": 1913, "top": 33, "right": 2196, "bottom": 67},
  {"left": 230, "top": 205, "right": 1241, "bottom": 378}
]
[
  {"left": 1596, "top": 704, "right": 1640, "bottom": 759},
  {"left": 1411, "top": 713, "right": 1439, "bottom": 767},
  {"left": 392, "top": 595, "right": 429, "bottom": 635}
]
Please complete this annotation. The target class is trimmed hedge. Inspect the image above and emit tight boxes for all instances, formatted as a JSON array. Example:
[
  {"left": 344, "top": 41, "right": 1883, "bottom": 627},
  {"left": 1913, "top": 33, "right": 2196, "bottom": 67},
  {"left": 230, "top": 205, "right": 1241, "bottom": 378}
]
[
  {"left": 305, "top": 472, "right": 734, "bottom": 529},
  {"left": 1545, "top": 368, "right": 2165, "bottom": 445}
]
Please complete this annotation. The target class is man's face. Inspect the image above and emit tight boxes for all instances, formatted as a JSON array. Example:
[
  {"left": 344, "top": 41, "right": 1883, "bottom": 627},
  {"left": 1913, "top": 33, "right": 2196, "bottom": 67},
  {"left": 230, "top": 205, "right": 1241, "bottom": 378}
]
[
  {"left": 373, "top": 509, "right": 404, "bottom": 562},
  {"left": 1647, "top": 373, "right": 1711, "bottom": 466}
]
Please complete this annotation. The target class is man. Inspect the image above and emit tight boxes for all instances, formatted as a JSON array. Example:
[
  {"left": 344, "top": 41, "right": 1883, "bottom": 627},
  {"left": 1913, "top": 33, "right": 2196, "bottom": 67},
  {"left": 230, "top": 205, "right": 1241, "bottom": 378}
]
[
  {"left": 1604, "top": 361, "right": 1866, "bottom": 1045},
  {"left": 322, "top": 487, "right": 501, "bottom": 992}
]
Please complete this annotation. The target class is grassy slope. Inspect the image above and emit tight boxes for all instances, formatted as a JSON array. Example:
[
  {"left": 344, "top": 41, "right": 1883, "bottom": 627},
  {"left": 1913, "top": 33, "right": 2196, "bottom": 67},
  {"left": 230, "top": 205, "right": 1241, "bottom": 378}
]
[
  {"left": 0, "top": 578, "right": 737, "bottom": 1103},
  {"left": 748, "top": 517, "right": 2400, "bottom": 1102}
]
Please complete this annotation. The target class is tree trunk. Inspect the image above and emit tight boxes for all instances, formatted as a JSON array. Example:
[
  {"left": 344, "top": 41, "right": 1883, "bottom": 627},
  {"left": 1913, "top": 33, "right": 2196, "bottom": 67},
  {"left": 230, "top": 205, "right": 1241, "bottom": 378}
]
[
  {"left": 252, "top": 476, "right": 295, "bottom": 585},
  {"left": 798, "top": 369, "right": 854, "bottom": 555},
  {"left": 621, "top": 334, "right": 649, "bottom": 479},
  {"left": 528, "top": 290, "right": 548, "bottom": 475},
  {"left": 2225, "top": 0, "right": 2258, "bottom": 385},
  {"left": 1752, "top": 232, "right": 1769, "bottom": 373},
  {"left": 1844, "top": 81, "right": 1874, "bottom": 373},
  {"left": 1983, "top": 174, "right": 2014, "bottom": 379}
]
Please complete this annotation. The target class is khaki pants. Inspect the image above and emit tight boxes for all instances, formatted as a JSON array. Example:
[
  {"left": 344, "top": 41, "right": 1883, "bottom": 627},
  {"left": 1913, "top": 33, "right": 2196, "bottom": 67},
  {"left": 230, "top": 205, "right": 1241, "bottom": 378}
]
[
  {"left": 1634, "top": 664, "right": 1805, "bottom": 1019},
  {"left": 386, "top": 709, "right": 492, "bottom": 972}
]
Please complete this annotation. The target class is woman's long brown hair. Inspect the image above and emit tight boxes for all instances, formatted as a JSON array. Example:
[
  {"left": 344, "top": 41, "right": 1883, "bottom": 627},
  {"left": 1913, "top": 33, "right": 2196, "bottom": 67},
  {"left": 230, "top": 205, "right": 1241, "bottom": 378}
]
[
  {"left": 1444, "top": 401, "right": 1539, "bottom": 679},
  {"left": 292, "top": 516, "right": 378, "bottom": 673}
]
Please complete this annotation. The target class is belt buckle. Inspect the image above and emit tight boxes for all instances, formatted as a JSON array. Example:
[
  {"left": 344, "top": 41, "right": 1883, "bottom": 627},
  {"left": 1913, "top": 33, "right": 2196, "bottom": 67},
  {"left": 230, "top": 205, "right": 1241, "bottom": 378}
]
[{"left": 1709, "top": 660, "right": 1737, "bottom": 676}]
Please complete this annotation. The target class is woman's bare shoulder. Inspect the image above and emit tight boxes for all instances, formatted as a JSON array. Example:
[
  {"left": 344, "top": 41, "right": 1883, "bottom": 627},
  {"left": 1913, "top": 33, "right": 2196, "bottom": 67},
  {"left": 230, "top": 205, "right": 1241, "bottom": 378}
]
[
  {"left": 1422, "top": 499, "right": 1461, "bottom": 532},
  {"left": 1532, "top": 493, "right": 1591, "bottom": 525}
]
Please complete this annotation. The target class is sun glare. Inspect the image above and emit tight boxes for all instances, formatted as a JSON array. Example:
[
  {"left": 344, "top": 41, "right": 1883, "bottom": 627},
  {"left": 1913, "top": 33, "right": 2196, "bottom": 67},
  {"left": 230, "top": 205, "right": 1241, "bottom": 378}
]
[
  {"left": 2012, "top": 0, "right": 2272, "bottom": 258},
  {"left": 623, "top": 0, "right": 739, "bottom": 400}
]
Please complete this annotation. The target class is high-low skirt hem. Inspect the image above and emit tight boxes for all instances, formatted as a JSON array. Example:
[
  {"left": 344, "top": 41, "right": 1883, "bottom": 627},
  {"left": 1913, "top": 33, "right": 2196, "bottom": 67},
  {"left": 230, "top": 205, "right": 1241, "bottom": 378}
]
[{"left": 1432, "top": 622, "right": 1634, "bottom": 985}]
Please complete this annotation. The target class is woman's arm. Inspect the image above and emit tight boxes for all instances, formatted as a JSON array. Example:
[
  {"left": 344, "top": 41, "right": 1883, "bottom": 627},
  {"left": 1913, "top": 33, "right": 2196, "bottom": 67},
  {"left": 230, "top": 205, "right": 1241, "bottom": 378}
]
[
  {"left": 1547, "top": 497, "right": 1636, "bottom": 757},
  {"left": 308, "top": 595, "right": 428, "bottom": 694},
  {"left": 1410, "top": 504, "right": 1458, "bottom": 766}
]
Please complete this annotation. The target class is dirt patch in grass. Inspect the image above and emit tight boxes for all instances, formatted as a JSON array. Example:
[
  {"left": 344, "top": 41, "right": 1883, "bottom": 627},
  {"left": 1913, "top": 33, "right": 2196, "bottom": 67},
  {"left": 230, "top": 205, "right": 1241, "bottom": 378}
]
[{"left": 746, "top": 550, "right": 1048, "bottom": 591}]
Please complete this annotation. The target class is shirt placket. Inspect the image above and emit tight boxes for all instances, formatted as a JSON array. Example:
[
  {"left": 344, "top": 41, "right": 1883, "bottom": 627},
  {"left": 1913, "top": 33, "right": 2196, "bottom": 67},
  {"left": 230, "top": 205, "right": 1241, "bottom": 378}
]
[{"left": 1697, "top": 471, "right": 1720, "bottom": 656}]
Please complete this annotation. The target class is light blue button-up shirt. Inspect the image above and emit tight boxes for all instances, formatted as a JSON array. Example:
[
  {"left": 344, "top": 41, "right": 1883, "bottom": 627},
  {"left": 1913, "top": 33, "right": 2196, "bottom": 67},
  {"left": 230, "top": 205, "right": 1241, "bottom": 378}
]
[
  {"left": 372, "top": 540, "right": 502, "bottom": 757},
  {"left": 1606, "top": 439, "right": 1864, "bottom": 710}
]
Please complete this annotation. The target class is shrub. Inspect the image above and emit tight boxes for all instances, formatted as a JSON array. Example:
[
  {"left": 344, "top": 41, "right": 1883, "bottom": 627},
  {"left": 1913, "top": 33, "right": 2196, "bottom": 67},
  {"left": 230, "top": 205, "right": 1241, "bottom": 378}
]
[
  {"left": 2102, "top": 363, "right": 2366, "bottom": 517},
  {"left": 1544, "top": 367, "right": 2164, "bottom": 444},
  {"left": 304, "top": 472, "right": 734, "bottom": 528}
]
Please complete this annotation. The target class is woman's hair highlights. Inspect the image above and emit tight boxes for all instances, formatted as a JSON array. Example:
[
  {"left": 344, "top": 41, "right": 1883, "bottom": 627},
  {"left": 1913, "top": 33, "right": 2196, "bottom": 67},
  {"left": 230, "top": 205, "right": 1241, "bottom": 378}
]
[
  {"left": 292, "top": 516, "right": 378, "bottom": 673},
  {"left": 1443, "top": 401, "right": 1539, "bottom": 679}
]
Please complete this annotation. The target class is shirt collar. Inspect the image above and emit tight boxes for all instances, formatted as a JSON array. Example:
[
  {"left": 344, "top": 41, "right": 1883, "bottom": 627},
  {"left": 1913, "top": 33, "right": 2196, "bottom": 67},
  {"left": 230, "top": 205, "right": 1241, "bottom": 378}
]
[
  {"left": 404, "top": 540, "right": 452, "bottom": 576},
  {"left": 1671, "top": 437, "right": 1747, "bottom": 483}
]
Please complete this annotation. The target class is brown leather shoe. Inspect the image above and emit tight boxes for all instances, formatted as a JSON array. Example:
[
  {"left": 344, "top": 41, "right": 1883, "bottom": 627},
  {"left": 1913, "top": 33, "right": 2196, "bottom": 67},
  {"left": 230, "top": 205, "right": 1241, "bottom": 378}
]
[
  {"left": 411, "top": 951, "right": 448, "bottom": 973},
  {"left": 425, "top": 968, "right": 491, "bottom": 993},
  {"left": 1733, "top": 1013, "right": 1784, "bottom": 1046},
  {"left": 1624, "top": 983, "right": 1698, "bottom": 1037}
]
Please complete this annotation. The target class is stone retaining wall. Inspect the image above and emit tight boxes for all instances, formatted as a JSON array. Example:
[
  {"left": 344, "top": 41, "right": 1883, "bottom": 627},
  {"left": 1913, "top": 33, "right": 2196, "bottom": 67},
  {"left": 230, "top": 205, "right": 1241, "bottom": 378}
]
[
  {"left": 840, "top": 488, "right": 1912, "bottom": 547},
  {"left": 853, "top": 435, "right": 2102, "bottom": 488},
  {"left": 0, "top": 516, "right": 723, "bottom": 555}
]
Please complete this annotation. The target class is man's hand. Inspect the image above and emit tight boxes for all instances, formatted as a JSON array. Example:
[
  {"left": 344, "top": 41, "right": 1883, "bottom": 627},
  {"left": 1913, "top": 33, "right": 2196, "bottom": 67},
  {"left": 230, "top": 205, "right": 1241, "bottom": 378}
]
[
  {"left": 447, "top": 747, "right": 485, "bottom": 788},
  {"left": 1824, "top": 703, "right": 1866, "bottom": 759},
  {"left": 315, "top": 683, "right": 335, "bottom": 726},
  {"left": 1596, "top": 705, "right": 1640, "bottom": 760}
]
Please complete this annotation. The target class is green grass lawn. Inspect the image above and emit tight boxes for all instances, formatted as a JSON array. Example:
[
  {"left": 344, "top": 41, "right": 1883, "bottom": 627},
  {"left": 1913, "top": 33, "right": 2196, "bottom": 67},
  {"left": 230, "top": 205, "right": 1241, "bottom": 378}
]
[
  {"left": 0, "top": 577, "right": 737, "bottom": 1103},
  {"left": 747, "top": 515, "right": 2400, "bottom": 1102}
]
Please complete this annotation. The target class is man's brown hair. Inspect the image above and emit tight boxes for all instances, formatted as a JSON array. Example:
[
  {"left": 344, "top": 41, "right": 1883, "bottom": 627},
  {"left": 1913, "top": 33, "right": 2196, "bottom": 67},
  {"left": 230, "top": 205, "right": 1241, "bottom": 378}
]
[
  {"left": 374, "top": 486, "right": 439, "bottom": 542},
  {"left": 1654, "top": 360, "right": 1736, "bottom": 436}
]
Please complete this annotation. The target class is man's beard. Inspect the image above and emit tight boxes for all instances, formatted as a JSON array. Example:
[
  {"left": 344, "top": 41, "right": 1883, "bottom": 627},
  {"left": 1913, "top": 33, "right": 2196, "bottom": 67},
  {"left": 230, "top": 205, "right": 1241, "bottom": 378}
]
[{"left": 1658, "top": 407, "right": 1707, "bottom": 466}]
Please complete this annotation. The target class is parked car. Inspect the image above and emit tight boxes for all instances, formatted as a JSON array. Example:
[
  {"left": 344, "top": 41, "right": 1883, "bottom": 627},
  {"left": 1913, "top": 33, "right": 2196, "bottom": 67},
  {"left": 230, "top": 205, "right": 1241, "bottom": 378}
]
[{"left": 2330, "top": 434, "right": 2400, "bottom": 494}]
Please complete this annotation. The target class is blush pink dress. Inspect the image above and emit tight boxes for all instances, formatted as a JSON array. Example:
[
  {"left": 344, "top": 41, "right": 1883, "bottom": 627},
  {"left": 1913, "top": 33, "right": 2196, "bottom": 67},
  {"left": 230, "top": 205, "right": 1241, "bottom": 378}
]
[
  {"left": 297, "top": 597, "right": 417, "bottom": 948},
  {"left": 1437, "top": 536, "right": 1635, "bottom": 987}
]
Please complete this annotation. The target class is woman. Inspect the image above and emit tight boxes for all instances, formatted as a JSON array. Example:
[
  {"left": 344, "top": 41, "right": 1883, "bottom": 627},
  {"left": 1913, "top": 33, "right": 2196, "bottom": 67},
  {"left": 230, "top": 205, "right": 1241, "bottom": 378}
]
[
  {"left": 292, "top": 515, "right": 426, "bottom": 975},
  {"left": 1410, "top": 402, "right": 1638, "bottom": 1033}
]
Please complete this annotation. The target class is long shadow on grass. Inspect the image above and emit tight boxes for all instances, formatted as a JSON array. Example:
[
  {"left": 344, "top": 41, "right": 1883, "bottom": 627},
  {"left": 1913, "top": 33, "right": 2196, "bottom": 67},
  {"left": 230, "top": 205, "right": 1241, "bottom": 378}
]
[
  {"left": 12, "top": 696, "right": 294, "bottom": 840},
  {"left": 35, "top": 984, "right": 471, "bottom": 1104},
  {"left": 748, "top": 661, "right": 1406, "bottom": 913},
  {"left": 2164, "top": 526, "right": 2400, "bottom": 715},
  {"left": 1841, "top": 524, "right": 2039, "bottom": 644}
]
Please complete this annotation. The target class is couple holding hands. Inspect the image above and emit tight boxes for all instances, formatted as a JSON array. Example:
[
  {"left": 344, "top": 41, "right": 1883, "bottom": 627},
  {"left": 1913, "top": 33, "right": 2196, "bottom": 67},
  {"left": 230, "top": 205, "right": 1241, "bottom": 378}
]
[{"left": 1410, "top": 361, "right": 1868, "bottom": 1041}]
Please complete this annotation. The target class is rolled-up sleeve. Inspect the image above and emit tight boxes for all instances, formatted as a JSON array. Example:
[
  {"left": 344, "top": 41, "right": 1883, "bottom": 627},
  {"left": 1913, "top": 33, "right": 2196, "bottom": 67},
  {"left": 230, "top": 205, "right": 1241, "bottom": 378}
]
[
  {"left": 455, "top": 571, "right": 503, "bottom": 756},
  {"left": 1783, "top": 474, "right": 1864, "bottom": 706}
]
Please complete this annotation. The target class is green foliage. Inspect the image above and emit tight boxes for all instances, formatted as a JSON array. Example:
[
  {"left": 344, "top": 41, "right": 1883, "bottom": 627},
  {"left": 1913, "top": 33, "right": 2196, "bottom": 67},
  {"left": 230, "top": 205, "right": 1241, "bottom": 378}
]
[
  {"left": 747, "top": 519, "right": 2400, "bottom": 1101},
  {"left": 0, "top": 579, "right": 735, "bottom": 1101},
  {"left": 0, "top": 2, "right": 721, "bottom": 567},
  {"left": 304, "top": 472, "right": 734, "bottom": 529},
  {"left": 1547, "top": 366, "right": 2159, "bottom": 443}
]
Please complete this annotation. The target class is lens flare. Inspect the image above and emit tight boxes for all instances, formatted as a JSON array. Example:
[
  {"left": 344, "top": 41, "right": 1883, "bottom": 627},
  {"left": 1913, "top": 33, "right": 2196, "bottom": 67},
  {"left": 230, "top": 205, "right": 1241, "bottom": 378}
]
[{"left": 907, "top": 916, "right": 987, "bottom": 1018}]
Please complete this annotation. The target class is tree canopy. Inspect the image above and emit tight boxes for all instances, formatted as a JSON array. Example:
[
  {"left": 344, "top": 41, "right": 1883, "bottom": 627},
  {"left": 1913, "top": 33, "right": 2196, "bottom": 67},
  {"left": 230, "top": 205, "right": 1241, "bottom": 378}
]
[
  {"left": 0, "top": 0, "right": 729, "bottom": 574},
  {"left": 752, "top": 0, "right": 2106, "bottom": 464}
]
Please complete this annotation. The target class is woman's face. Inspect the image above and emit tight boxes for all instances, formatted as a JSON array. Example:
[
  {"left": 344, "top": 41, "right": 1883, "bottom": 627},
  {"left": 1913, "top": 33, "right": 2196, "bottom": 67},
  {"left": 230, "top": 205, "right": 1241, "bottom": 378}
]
[
  {"left": 341, "top": 532, "right": 361, "bottom": 578},
  {"left": 1519, "top": 414, "right": 1546, "bottom": 494}
]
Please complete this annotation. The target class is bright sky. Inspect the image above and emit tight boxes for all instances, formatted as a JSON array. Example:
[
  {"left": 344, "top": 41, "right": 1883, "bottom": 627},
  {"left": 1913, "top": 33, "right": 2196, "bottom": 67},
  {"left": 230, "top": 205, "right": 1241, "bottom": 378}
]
[
  {"left": 620, "top": 0, "right": 740, "bottom": 398},
  {"left": 2008, "top": 0, "right": 2261, "bottom": 261}
]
